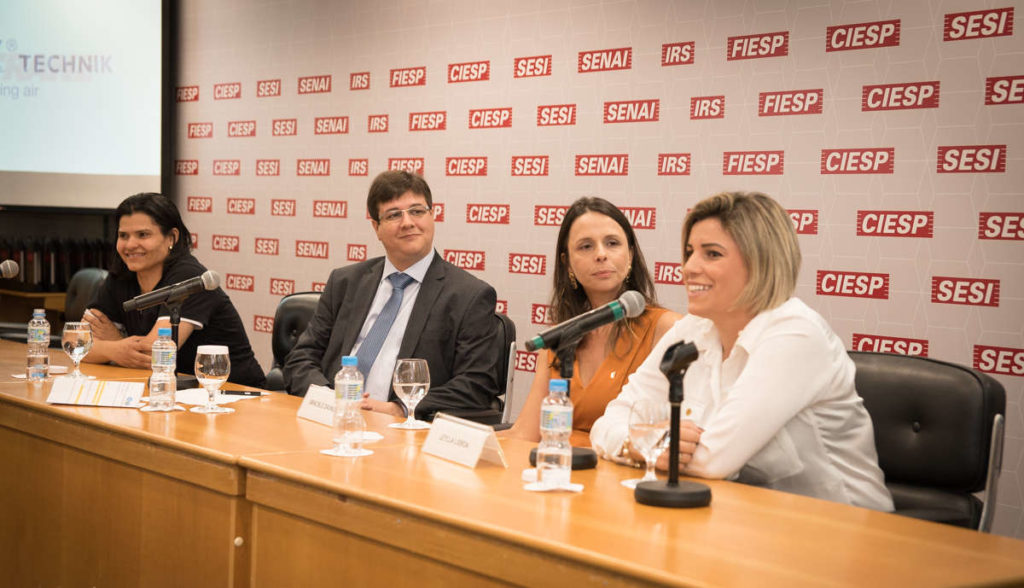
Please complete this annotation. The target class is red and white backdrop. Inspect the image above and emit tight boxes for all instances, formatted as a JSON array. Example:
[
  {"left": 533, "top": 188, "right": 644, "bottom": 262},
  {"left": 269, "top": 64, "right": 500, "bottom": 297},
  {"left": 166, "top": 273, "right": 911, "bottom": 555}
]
[{"left": 172, "top": 0, "right": 1023, "bottom": 536}]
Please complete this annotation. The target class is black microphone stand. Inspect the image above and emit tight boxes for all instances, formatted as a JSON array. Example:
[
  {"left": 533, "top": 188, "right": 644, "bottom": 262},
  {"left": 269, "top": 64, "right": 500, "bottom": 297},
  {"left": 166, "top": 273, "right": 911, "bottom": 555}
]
[
  {"left": 163, "top": 298, "right": 198, "bottom": 389},
  {"left": 634, "top": 340, "right": 711, "bottom": 508}
]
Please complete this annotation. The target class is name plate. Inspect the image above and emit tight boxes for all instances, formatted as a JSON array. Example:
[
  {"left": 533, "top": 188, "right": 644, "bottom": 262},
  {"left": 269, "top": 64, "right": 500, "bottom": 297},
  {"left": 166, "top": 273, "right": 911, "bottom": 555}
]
[
  {"left": 422, "top": 412, "right": 507, "bottom": 469},
  {"left": 46, "top": 377, "right": 144, "bottom": 408},
  {"left": 297, "top": 384, "right": 336, "bottom": 426}
]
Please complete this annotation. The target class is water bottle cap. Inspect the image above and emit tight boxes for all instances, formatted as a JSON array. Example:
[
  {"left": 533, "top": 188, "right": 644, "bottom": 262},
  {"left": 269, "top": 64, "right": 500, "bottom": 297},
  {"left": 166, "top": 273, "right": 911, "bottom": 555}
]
[
  {"left": 341, "top": 356, "right": 358, "bottom": 367},
  {"left": 33, "top": 308, "right": 45, "bottom": 316},
  {"left": 158, "top": 327, "right": 172, "bottom": 337},
  {"left": 549, "top": 378, "right": 568, "bottom": 392}
]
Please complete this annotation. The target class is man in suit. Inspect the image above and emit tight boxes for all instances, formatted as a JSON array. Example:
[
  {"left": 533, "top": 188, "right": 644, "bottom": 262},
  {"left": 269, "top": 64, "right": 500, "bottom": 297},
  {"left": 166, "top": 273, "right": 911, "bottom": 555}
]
[{"left": 284, "top": 170, "right": 502, "bottom": 422}]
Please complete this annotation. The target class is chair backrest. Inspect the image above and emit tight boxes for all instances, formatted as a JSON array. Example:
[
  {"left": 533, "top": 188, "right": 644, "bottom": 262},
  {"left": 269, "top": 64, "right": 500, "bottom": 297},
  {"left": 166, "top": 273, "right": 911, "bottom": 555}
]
[
  {"left": 495, "top": 312, "right": 517, "bottom": 423},
  {"left": 65, "top": 268, "right": 109, "bottom": 322},
  {"left": 265, "top": 291, "right": 321, "bottom": 391},
  {"left": 850, "top": 351, "right": 1006, "bottom": 531}
]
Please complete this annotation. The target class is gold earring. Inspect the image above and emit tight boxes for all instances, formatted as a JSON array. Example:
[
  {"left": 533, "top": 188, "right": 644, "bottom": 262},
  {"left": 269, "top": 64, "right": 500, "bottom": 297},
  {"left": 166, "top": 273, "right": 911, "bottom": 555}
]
[
  {"left": 568, "top": 270, "right": 578, "bottom": 289},
  {"left": 169, "top": 245, "right": 173, "bottom": 251}
]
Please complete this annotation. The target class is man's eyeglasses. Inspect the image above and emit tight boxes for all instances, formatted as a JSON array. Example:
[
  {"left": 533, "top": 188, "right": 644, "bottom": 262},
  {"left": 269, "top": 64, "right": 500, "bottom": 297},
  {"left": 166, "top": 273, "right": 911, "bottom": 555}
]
[{"left": 380, "top": 205, "right": 431, "bottom": 224}]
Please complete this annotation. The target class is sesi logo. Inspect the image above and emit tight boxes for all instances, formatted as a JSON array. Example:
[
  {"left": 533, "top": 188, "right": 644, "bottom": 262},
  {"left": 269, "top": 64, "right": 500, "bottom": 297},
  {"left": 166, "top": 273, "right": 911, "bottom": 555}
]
[
  {"left": 936, "top": 145, "right": 1006, "bottom": 173},
  {"left": 226, "top": 198, "right": 255, "bottom": 215},
  {"left": 857, "top": 211, "right": 933, "bottom": 237},
  {"left": 368, "top": 114, "right": 389, "bottom": 133},
  {"left": 311, "top": 282, "right": 326, "bottom": 292},
  {"left": 256, "top": 78, "right": 281, "bottom": 97},
  {"left": 297, "top": 159, "right": 330, "bottom": 176},
  {"left": 604, "top": 99, "right": 659, "bottom": 123},
  {"left": 187, "top": 122, "right": 213, "bottom": 138},
  {"left": 253, "top": 315, "right": 275, "bottom": 333},
  {"left": 575, "top": 154, "right": 629, "bottom": 176},
  {"left": 255, "top": 159, "right": 280, "bottom": 176},
  {"left": 388, "top": 157, "right": 424, "bottom": 175},
  {"left": 531, "top": 304, "right": 553, "bottom": 325},
  {"left": 347, "top": 244, "right": 367, "bottom": 262},
  {"left": 621, "top": 207, "right": 656, "bottom": 230},
  {"left": 852, "top": 333, "right": 928, "bottom": 356},
  {"left": 759, "top": 89, "right": 823, "bottom": 116},
  {"left": 448, "top": 60, "right": 490, "bottom": 83},
  {"left": 514, "top": 350, "right": 538, "bottom": 372},
  {"left": 312, "top": 200, "right": 347, "bottom": 218},
  {"left": 514, "top": 54, "right": 552, "bottom": 78},
  {"left": 973, "top": 345, "right": 1024, "bottom": 377},
  {"left": 661, "top": 42, "right": 695, "bottom": 66},
  {"left": 270, "top": 199, "right": 296, "bottom": 217},
  {"left": 227, "top": 120, "right": 256, "bottom": 137},
  {"left": 511, "top": 155, "right": 549, "bottom": 176},
  {"left": 978, "top": 213, "right": 1024, "bottom": 240},
  {"left": 187, "top": 196, "right": 213, "bottom": 213},
  {"left": 469, "top": 107, "right": 512, "bottom": 129},
  {"left": 297, "top": 74, "right": 332, "bottom": 94},
  {"left": 658, "top": 153, "right": 691, "bottom": 175},
  {"left": 175, "top": 160, "right": 199, "bottom": 175},
  {"left": 508, "top": 253, "right": 546, "bottom": 275},
  {"left": 443, "top": 249, "right": 485, "bottom": 271},
  {"left": 534, "top": 205, "right": 568, "bottom": 227},
  {"left": 944, "top": 7, "right": 1014, "bottom": 41},
  {"left": 578, "top": 47, "right": 632, "bottom": 73},
  {"left": 654, "top": 262, "right": 683, "bottom": 285},
  {"left": 254, "top": 237, "right": 279, "bottom": 256},
  {"left": 190, "top": 234, "right": 198, "bottom": 249},
  {"left": 496, "top": 300, "right": 508, "bottom": 315},
  {"left": 272, "top": 118, "right": 297, "bottom": 136},
  {"left": 446, "top": 156, "right": 488, "bottom": 176},
  {"left": 224, "top": 273, "right": 254, "bottom": 292},
  {"left": 176, "top": 85, "right": 199, "bottom": 102},
  {"left": 211, "top": 234, "right": 240, "bottom": 252},
  {"left": 691, "top": 95, "right": 725, "bottom": 119},
  {"left": 433, "top": 203, "right": 445, "bottom": 222},
  {"left": 862, "top": 81, "right": 940, "bottom": 110},
  {"left": 466, "top": 203, "right": 509, "bottom": 224},
  {"left": 295, "top": 240, "right": 329, "bottom": 259},
  {"left": 931, "top": 277, "right": 1000, "bottom": 307},
  {"left": 269, "top": 278, "right": 295, "bottom": 297},
  {"left": 727, "top": 32, "right": 788, "bottom": 60},
  {"left": 350, "top": 71, "right": 370, "bottom": 90},
  {"left": 349, "top": 159, "right": 368, "bottom": 176},
  {"left": 314, "top": 116, "right": 349, "bottom": 134},
  {"left": 536, "top": 104, "right": 576, "bottom": 126},
  {"left": 788, "top": 209, "right": 819, "bottom": 235},
  {"left": 816, "top": 270, "right": 889, "bottom": 299},
  {"left": 985, "top": 75, "right": 1024, "bottom": 105},
  {"left": 213, "top": 160, "right": 241, "bottom": 176},
  {"left": 409, "top": 111, "right": 447, "bottom": 131},
  {"left": 390, "top": 66, "right": 426, "bottom": 87},
  {"left": 820, "top": 148, "right": 894, "bottom": 174},
  {"left": 723, "top": 151, "right": 784, "bottom": 175},
  {"left": 213, "top": 82, "right": 241, "bottom": 99},
  {"left": 826, "top": 20, "right": 900, "bottom": 51}
]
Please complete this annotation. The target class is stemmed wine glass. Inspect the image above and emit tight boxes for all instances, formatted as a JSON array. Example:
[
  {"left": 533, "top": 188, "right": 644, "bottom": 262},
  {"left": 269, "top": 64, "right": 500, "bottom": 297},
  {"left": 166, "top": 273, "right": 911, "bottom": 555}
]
[
  {"left": 388, "top": 358, "right": 431, "bottom": 429},
  {"left": 61, "top": 322, "right": 93, "bottom": 379},
  {"left": 621, "top": 398, "right": 671, "bottom": 489},
  {"left": 191, "top": 345, "right": 232, "bottom": 414}
]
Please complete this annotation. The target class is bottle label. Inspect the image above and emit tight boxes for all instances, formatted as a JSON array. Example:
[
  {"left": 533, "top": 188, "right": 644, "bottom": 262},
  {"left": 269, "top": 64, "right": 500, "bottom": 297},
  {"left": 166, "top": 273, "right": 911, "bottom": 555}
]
[
  {"left": 28, "top": 327, "right": 49, "bottom": 343},
  {"left": 540, "top": 405, "right": 572, "bottom": 432}
]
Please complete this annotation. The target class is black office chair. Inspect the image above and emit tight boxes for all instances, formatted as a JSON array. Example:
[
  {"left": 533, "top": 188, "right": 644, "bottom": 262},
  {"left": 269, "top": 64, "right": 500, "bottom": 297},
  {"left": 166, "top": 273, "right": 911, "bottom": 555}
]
[
  {"left": 265, "top": 291, "right": 321, "bottom": 391},
  {"left": 850, "top": 351, "right": 1006, "bottom": 532},
  {"left": 496, "top": 312, "right": 517, "bottom": 425}
]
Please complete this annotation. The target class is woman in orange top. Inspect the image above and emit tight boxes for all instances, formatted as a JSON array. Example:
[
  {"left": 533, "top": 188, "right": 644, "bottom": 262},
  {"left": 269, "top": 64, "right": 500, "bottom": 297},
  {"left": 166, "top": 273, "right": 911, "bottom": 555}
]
[{"left": 505, "top": 197, "right": 680, "bottom": 446}]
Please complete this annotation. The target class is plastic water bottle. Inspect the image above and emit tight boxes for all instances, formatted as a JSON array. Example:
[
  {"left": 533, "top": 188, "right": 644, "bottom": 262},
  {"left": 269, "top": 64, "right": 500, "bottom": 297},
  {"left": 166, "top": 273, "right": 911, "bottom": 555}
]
[
  {"left": 334, "top": 355, "right": 364, "bottom": 409},
  {"left": 26, "top": 308, "right": 50, "bottom": 384},
  {"left": 149, "top": 327, "right": 177, "bottom": 410},
  {"left": 537, "top": 378, "right": 573, "bottom": 488},
  {"left": 333, "top": 356, "right": 365, "bottom": 453}
]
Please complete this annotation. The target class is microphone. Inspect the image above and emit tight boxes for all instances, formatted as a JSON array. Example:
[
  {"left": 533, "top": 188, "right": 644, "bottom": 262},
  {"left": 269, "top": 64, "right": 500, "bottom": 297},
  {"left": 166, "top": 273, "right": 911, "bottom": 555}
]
[
  {"left": 123, "top": 270, "right": 221, "bottom": 312},
  {"left": 0, "top": 259, "right": 19, "bottom": 279},
  {"left": 525, "top": 290, "right": 645, "bottom": 352}
]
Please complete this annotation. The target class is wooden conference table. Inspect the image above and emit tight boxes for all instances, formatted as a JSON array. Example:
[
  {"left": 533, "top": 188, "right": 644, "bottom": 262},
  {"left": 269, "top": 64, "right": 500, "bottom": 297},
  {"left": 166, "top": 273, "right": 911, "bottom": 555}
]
[{"left": 1, "top": 340, "right": 1023, "bottom": 587}]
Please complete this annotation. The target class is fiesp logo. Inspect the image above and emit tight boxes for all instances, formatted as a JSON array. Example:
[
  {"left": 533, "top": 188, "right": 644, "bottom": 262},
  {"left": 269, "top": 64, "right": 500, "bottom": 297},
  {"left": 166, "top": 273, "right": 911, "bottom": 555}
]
[
  {"left": 759, "top": 89, "right": 823, "bottom": 116},
  {"left": 508, "top": 253, "right": 546, "bottom": 275},
  {"left": 270, "top": 199, "right": 295, "bottom": 217},
  {"left": 511, "top": 155, "right": 549, "bottom": 176},
  {"left": 298, "top": 74, "right": 331, "bottom": 94},
  {"left": 253, "top": 315, "right": 274, "bottom": 334},
  {"left": 256, "top": 78, "right": 281, "bottom": 97},
  {"left": 387, "top": 157, "right": 424, "bottom": 175},
  {"left": 862, "top": 81, "right": 940, "bottom": 110},
  {"left": 691, "top": 96, "right": 725, "bottom": 119},
  {"left": 187, "top": 122, "right": 213, "bottom": 138},
  {"left": 653, "top": 262, "right": 683, "bottom": 285},
  {"left": 187, "top": 197, "right": 213, "bottom": 214},
  {"left": 978, "top": 213, "right": 1024, "bottom": 240},
  {"left": 466, "top": 204, "right": 509, "bottom": 224},
  {"left": 295, "top": 240, "right": 329, "bottom": 259},
  {"left": 272, "top": 118, "right": 297, "bottom": 136},
  {"left": 974, "top": 345, "right": 1024, "bottom": 377},
  {"left": 936, "top": 145, "right": 1006, "bottom": 173},
  {"left": 469, "top": 107, "right": 512, "bottom": 129},
  {"left": 255, "top": 159, "right": 280, "bottom": 176},
  {"left": 852, "top": 333, "right": 928, "bottom": 356},
  {"left": 448, "top": 60, "right": 490, "bottom": 83},
  {"left": 175, "top": 160, "right": 199, "bottom": 175},
  {"left": 350, "top": 71, "right": 370, "bottom": 90},
  {"left": 409, "top": 111, "right": 447, "bottom": 131},
  {"left": 826, "top": 20, "right": 900, "bottom": 51},
  {"left": 621, "top": 206, "right": 656, "bottom": 230},
  {"left": 269, "top": 278, "right": 295, "bottom": 297},
  {"left": 176, "top": 85, "right": 199, "bottom": 102},
  {"left": 213, "top": 82, "right": 241, "bottom": 99},
  {"left": 349, "top": 159, "right": 368, "bottom": 176},
  {"left": 727, "top": 32, "right": 788, "bottom": 60},
  {"left": 514, "top": 350, "right": 538, "bottom": 372},
  {"left": 314, "top": 116, "right": 349, "bottom": 134},
  {"left": 816, "top": 270, "right": 890, "bottom": 299},
  {"left": 534, "top": 205, "right": 568, "bottom": 227},
  {"left": 820, "top": 148, "right": 894, "bottom": 174},
  {"left": 578, "top": 47, "right": 632, "bottom": 73},
  {"left": 312, "top": 200, "right": 347, "bottom": 218},
  {"left": 723, "top": 151, "right": 784, "bottom": 175},
  {"left": 496, "top": 300, "right": 508, "bottom": 315},
  {"left": 312, "top": 282, "right": 326, "bottom": 292},
  {"left": 575, "top": 154, "right": 629, "bottom": 176},
  {"left": 224, "top": 274, "right": 254, "bottom": 292},
  {"left": 603, "top": 99, "right": 659, "bottom": 123},
  {"left": 227, "top": 120, "right": 256, "bottom": 137},
  {"left": 658, "top": 153, "right": 691, "bottom": 175},
  {"left": 788, "top": 210, "right": 819, "bottom": 235},
  {"left": 190, "top": 234, "right": 198, "bottom": 249},
  {"left": 297, "top": 159, "right": 330, "bottom": 176},
  {"left": 531, "top": 304, "right": 553, "bottom": 325},
  {"left": 944, "top": 7, "right": 1014, "bottom": 41},
  {"left": 661, "top": 42, "right": 695, "bottom": 66},
  {"left": 211, "top": 234, "right": 240, "bottom": 252},
  {"left": 536, "top": 104, "right": 576, "bottom": 126},
  {"left": 985, "top": 75, "right": 1024, "bottom": 105},
  {"left": 931, "top": 277, "right": 1000, "bottom": 307},
  {"left": 213, "top": 160, "right": 241, "bottom": 176},
  {"left": 446, "top": 156, "right": 488, "bottom": 176},
  {"left": 390, "top": 66, "right": 426, "bottom": 87},
  {"left": 368, "top": 114, "right": 389, "bottom": 132},
  {"left": 347, "top": 244, "right": 367, "bottom": 262},
  {"left": 254, "top": 238, "right": 279, "bottom": 256},
  {"left": 856, "top": 211, "right": 933, "bottom": 237},
  {"left": 226, "top": 198, "right": 255, "bottom": 215},
  {"left": 443, "top": 249, "right": 485, "bottom": 271},
  {"left": 513, "top": 54, "right": 552, "bottom": 78}
]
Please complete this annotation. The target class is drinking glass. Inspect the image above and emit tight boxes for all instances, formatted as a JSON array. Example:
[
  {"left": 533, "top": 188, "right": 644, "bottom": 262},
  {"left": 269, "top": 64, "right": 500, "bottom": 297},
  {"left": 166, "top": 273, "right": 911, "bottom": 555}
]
[
  {"left": 61, "top": 322, "right": 93, "bottom": 379},
  {"left": 321, "top": 401, "right": 373, "bottom": 457},
  {"left": 621, "top": 398, "right": 670, "bottom": 489},
  {"left": 388, "top": 358, "right": 431, "bottom": 429},
  {"left": 191, "top": 345, "right": 232, "bottom": 414}
]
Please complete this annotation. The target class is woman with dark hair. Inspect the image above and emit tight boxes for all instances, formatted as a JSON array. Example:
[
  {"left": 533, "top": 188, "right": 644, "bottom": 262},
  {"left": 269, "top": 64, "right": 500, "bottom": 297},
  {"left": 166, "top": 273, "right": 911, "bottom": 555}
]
[
  {"left": 82, "top": 193, "right": 266, "bottom": 387},
  {"left": 505, "top": 197, "right": 680, "bottom": 446}
]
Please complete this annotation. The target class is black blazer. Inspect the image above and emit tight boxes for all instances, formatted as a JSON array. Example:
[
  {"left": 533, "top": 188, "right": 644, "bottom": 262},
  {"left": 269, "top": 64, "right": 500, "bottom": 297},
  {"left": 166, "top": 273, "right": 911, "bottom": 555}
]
[{"left": 283, "top": 253, "right": 501, "bottom": 420}]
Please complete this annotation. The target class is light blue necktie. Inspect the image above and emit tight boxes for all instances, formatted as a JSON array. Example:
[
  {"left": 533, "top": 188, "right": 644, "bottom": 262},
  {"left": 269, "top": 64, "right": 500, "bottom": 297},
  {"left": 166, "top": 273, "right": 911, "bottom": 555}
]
[{"left": 354, "top": 272, "right": 416, "bottom": 377}]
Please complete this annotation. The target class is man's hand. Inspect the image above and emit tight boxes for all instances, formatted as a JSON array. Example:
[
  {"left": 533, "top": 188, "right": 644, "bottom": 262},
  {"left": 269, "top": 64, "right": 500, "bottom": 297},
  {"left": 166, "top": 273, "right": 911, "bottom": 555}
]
[{"left": 359, "top": 392, "right": 406, "bottom": 418}]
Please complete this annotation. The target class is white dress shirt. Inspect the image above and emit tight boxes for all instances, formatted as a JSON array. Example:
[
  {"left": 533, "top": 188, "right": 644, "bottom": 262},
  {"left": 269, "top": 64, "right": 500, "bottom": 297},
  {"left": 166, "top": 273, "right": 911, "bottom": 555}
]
[
  {"left": 590, "top": 297, "right": 894, "bottom": 511},
  {"left": 350, "top": 251, "right": 434, "bottom": 402}
]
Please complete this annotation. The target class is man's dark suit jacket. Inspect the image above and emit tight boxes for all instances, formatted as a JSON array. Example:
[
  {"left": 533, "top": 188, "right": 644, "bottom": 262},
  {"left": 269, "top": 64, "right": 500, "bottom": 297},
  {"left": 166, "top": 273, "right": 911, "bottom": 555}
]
[{"left": 283, "top": 253, "right": 501, "bottom": 421}]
